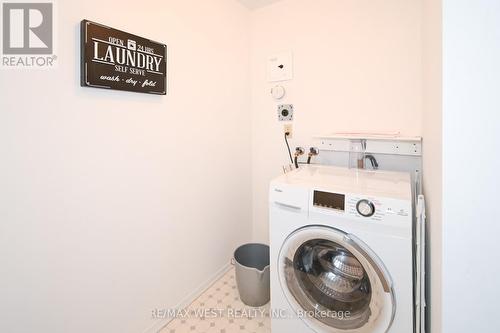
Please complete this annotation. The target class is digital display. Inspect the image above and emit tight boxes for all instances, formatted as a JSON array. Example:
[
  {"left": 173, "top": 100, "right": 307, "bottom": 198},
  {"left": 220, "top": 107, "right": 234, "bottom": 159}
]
[{"left": 313, "top": 191, "right": 345, "bottom": 211}]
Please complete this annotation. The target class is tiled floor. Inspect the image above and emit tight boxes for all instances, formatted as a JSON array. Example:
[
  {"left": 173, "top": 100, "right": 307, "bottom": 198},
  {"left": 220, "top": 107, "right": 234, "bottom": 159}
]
[{"left": 160, "top": 268, "right": 271, "bottom": 333}]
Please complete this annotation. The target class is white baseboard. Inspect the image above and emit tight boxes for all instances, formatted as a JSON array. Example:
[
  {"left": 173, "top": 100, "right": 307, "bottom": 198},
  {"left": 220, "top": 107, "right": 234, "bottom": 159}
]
[{"left": 142, "top": 262, "right": 232, "bottom": 333}]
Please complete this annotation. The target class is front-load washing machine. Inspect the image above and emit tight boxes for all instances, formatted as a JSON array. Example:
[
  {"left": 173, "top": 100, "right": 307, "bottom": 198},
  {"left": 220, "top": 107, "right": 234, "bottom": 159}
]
[{"left": 269, "top": 165, "right": 413, "bottom": 333}]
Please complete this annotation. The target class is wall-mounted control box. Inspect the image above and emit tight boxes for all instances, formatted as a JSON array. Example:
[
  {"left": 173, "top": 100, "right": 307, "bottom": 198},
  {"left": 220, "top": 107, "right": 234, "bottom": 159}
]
[{"left": 278, "top": 104, "right": 294, "bottom": 121}]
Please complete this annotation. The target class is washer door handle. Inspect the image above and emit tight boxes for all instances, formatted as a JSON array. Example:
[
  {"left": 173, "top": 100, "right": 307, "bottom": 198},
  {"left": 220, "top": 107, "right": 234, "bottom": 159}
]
[{"left": 344, "top": 234, "right": 393, "bottom": 293}]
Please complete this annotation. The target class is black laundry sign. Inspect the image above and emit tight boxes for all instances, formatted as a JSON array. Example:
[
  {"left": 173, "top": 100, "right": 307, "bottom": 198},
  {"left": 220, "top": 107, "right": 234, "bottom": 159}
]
[{"left": 80, "top": 20, "right": 167, "bottom": 95}]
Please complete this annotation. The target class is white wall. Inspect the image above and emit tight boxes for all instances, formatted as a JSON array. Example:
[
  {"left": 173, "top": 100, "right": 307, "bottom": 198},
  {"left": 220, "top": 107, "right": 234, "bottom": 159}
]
[
  {"left": 8, "top": 1, "right": 494, "bottom": 332},
  {"left": 250, "top": 0, "right": 423, "bottom": 242},
  {"left": 442, "top": 1, "right": 500, "bottom": 332},
  {"left": 0, "top": 1, "right": 251, "bottom": 332},
  {"left": 422, "top": 0, "right": 442, "bottom": 332}
]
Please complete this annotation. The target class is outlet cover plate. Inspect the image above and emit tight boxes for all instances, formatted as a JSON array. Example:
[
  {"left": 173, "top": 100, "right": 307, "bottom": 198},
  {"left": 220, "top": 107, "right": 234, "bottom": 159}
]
[
  {"left": 267, "top": 52, "right": 293, "bottom": 82},
  {"left": 278, "top": 104, "right": 294, "bottom": 121},
  {"left": 284, "top": 123, "right": 293, "bottom": 138}
]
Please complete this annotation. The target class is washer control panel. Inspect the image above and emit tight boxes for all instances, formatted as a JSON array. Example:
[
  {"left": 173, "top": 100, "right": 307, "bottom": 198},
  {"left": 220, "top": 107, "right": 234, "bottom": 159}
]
[
  {"left": 309, "top": 189, "right": 411, "bottom": 224},
  {"left": 346, "top": 195, "right": 410, "bottom": 222}
]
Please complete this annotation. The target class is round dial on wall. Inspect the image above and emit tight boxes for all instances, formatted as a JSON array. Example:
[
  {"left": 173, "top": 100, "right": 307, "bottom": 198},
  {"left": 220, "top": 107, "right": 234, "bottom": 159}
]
[{"left": 271, "top": 85, "right": 286, "bottom": 100}]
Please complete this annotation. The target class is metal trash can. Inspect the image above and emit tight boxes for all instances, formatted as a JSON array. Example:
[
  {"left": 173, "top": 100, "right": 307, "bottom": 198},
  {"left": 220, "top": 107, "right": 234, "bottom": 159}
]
[{"left": 233, "top": 243, "right": 270, "bottom": 307}]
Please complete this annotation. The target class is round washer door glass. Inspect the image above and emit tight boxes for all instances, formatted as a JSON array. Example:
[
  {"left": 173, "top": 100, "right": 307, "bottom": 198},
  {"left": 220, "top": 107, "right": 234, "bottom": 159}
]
[{"left": 278, "top": 226, "right": 395, "bottom": 333}]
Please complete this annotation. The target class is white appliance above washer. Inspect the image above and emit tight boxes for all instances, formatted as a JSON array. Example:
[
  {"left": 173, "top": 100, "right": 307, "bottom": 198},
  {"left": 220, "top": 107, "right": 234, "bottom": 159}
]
[{"left": 269, "top": 165, "right": 414, "bottom": 333}]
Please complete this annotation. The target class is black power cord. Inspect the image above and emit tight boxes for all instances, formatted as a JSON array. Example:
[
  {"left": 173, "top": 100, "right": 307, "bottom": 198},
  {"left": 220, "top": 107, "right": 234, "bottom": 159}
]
[{"left": 284, "top": 133, "right": 293, "bottom": 164}]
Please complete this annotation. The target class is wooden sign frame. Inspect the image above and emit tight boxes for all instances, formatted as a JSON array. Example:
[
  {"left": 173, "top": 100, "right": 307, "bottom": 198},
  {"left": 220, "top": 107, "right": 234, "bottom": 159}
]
[{"left": 81, "top": 20, "right": 167, "bottom": 95}]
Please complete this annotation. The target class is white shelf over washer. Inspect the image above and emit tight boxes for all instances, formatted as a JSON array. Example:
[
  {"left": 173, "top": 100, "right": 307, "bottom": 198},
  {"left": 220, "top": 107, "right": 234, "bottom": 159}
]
[{"left": 314, "top": 133, "right": 422, "bottom": 156}]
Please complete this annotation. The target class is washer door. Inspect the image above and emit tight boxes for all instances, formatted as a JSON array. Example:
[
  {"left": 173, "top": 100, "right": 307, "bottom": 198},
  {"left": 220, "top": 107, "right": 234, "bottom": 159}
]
[{"left": 278, "top": 226, "right": 395, "bottom": 333}]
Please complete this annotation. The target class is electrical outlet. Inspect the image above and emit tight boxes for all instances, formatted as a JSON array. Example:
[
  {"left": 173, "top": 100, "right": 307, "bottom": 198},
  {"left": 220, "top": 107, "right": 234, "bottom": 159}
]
[{"left": 284, "top": 123, "right": 293, "bottom": 138}]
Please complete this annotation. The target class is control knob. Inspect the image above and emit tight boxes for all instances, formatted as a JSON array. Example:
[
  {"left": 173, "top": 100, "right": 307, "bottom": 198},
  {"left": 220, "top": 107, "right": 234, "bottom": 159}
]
[{"left": 356, "top": 199, "right": 375, "bottom": 217}]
